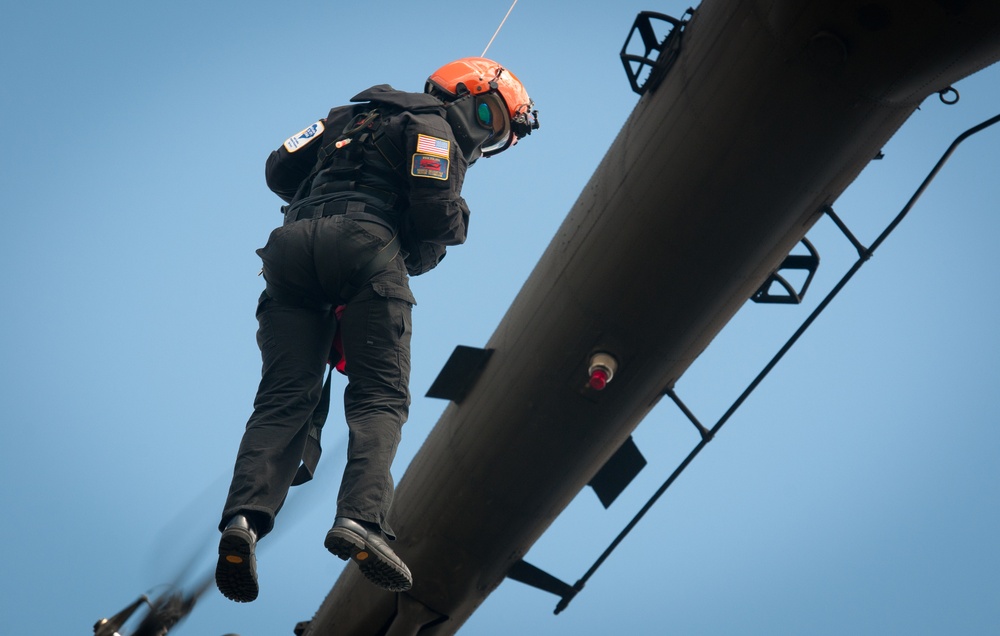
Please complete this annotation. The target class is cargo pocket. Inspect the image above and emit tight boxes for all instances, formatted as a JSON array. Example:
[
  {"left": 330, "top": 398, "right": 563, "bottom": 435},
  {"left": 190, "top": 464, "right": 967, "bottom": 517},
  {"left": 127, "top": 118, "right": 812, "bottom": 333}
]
[{"left": 367, "top": 279, "right": 414, "bottom": 394}]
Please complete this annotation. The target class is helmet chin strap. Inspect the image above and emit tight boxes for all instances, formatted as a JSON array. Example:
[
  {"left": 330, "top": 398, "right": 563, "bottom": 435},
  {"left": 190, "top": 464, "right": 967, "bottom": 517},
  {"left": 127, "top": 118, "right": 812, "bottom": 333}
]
[{"left": 444, "top": 93, "right": 493, "bottom": 162}]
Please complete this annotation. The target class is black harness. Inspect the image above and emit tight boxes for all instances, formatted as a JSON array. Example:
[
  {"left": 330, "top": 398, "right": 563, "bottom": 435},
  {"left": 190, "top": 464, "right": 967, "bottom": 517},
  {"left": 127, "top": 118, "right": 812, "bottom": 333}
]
[{"left": 287, "top": 108, "right": 406, "bottom": 217}]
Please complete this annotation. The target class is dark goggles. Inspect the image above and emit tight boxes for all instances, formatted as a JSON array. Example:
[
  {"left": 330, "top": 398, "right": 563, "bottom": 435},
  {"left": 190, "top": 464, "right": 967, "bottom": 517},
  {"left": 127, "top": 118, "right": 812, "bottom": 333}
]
[{"left": 474, "top": 93, "right": 512, "bottom": 155}]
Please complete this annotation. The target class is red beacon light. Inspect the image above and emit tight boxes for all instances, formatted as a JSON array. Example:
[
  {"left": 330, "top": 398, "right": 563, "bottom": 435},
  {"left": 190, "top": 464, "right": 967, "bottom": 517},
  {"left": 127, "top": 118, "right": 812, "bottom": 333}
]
[{"left": 587, "top": 352, "right": 618, "bottom": 391}]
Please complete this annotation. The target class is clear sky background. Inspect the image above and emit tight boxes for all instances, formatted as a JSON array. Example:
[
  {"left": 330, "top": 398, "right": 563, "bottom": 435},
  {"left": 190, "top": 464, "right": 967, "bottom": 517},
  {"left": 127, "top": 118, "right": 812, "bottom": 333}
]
[{"left": 2, "top": 1, "right": 999, "bottom": 635}]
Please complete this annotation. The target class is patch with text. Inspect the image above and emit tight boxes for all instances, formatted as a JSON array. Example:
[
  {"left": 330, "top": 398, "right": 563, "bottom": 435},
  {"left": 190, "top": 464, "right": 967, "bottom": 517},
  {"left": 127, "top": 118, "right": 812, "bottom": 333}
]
[
  {"left": 411, "top": 153, "right": 450, "bottom": 180},
  {"left": 283, "top": 121, "right": 325, "bottom": 153}
]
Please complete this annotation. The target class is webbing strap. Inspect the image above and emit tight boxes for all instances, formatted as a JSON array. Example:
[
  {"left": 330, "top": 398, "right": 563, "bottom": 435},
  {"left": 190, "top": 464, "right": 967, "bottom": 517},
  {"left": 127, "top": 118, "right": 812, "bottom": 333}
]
[
  {"left": 292, "top": 365, "right": 333, "bottom": 486},
  {"left": 340, "top": 233, "right": 400, "bottom": 300}
]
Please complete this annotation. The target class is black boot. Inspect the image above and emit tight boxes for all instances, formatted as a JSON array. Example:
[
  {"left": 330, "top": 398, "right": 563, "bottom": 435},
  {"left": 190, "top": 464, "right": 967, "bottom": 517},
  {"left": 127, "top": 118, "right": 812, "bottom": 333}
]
[
  {"left": 216, "top": 514, "right": 259, "bottom": 602},
  {"left": 324, "top": 517, "right": 412, "bottom": 592}
]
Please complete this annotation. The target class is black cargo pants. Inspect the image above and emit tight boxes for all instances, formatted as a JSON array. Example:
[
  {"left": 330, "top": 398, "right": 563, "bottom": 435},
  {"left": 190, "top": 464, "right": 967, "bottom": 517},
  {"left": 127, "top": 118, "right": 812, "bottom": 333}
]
[{"left": 220, "top": 211, "right": 414, "bottom": 540}]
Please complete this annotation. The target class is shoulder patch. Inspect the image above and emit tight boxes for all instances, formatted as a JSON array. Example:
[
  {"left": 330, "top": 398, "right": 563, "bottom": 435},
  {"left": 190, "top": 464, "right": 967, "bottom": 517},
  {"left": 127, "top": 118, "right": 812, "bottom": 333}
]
[
  {"left": 415, "top": 134, "right": 450, "bottom": 158},
  {"left": 411, "top": 153, "right": 450, "bottom": 181},
  {"left": 283, "top": 121, "right": 325, "bottom": 153}
]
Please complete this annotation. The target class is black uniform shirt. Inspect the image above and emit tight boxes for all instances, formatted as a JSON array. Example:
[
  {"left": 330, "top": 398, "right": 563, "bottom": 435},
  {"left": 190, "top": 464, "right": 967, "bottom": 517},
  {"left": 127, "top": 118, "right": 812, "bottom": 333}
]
[{"left": 265, "top": 85, "right": 471, "bottom": 252}]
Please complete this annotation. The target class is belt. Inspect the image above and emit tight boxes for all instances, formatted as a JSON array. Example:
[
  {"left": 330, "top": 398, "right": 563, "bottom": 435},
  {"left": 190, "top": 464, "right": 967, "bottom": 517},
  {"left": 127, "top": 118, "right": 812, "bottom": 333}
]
[{"left": 284, "top": 199, "right": 395, "bottom": 232}]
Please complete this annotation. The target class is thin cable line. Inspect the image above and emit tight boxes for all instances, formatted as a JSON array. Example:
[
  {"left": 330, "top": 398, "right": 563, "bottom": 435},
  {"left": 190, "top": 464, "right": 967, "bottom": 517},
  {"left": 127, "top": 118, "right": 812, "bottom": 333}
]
[{"left": 482, "top": 0, "right": 518, "bottom": 57}]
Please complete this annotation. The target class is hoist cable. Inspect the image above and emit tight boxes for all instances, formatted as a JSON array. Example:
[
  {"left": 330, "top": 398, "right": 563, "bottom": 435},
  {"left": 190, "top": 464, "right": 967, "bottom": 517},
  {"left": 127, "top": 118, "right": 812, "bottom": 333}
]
[{"left": 482, "top": 0, "right": 518, "bottom": 57}]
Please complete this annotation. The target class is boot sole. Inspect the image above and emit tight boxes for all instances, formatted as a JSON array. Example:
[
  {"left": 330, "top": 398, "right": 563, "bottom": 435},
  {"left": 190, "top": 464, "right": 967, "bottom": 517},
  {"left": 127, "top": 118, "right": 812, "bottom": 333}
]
[
  {"left": 325, "top": 527, "right": 412, "bottom": 592},
  {"left": 216, "top": 527, "right": 258, "bottom": 602}
]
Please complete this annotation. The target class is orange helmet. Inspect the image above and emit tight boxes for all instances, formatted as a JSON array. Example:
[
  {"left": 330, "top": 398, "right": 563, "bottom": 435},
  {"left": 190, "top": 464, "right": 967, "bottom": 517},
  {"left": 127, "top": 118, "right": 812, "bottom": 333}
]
[{"left": 426, "top": 56, "right": 538, "bottom": 157}]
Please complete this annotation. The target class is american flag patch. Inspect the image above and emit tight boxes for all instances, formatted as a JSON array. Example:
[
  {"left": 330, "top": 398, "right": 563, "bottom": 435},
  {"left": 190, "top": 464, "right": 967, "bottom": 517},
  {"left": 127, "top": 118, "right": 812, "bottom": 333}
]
[{"left": 416, "top": 134, "right": 450, "bottom": 158}]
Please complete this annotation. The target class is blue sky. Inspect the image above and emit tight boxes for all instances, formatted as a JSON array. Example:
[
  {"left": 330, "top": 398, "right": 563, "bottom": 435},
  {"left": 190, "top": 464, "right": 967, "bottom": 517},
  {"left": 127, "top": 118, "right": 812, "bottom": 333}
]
[{"left": 2, "top": 1, "right": 999, "bottom": 635}]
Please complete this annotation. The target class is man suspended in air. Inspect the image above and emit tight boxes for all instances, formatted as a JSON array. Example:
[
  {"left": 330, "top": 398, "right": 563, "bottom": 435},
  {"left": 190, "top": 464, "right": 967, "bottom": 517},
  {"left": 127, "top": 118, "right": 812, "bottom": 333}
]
[{"left": 215, "top": 57, "right": 539, "bottom": 602}]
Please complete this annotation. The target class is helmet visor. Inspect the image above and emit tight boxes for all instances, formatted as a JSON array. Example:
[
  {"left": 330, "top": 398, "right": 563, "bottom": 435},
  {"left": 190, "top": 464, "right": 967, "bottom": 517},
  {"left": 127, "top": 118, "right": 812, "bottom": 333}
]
[{"left": 475, "top": 93, "right": 512, "bottom": 156}]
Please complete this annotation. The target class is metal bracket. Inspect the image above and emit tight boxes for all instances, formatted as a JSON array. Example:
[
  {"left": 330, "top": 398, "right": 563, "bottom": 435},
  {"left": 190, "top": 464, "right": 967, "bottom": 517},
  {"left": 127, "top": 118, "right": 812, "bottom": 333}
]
[
  {"left": 752, "top": 238, "right": 820, "bottom": 304},
  {"left": 588, "top": 436, "right": 647, "bottom": 508},
  {"left": 507, "top": 560, "right": 576, "bottom": 599},
  {"left": 620, "top": 10, "right": 691, "bottom": 95},
  {"left": 426, "top": 346, "right": 494, "bottom": 404}
]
